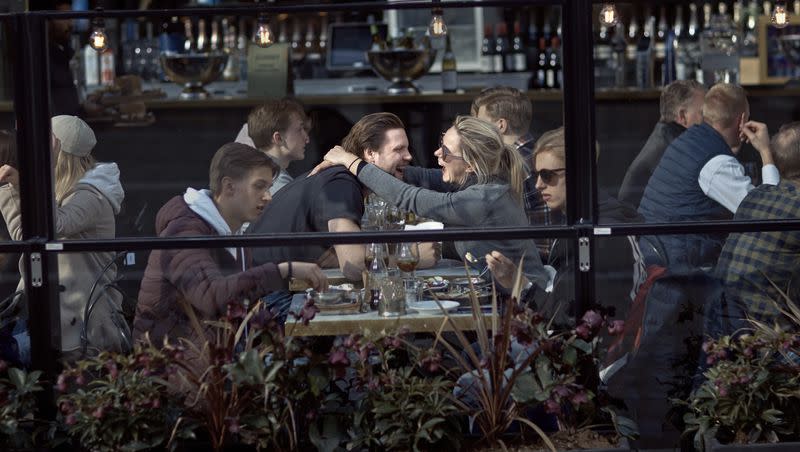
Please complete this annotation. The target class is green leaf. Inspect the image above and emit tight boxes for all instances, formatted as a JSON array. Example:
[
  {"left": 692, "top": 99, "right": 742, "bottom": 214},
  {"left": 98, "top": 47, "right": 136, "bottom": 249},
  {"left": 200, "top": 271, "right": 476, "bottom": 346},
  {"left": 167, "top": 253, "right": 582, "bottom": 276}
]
[
  {"left": 511, "top": 371, "right": 547, "bottom": 403},
  {"left": 535, "top": 356, "right": 554, "bottom": 390},
  {"left": 8, "top": 367, "right": 25, "bottom": 389},
  {"left": 572, "top": 339, "right": 592, "bottom": 354}
]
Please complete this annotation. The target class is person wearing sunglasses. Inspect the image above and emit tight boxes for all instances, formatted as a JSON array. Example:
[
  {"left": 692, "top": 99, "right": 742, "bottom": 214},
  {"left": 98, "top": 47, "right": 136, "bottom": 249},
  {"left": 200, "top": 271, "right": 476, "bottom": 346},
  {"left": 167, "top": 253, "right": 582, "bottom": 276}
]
[
  {"left": 314, "top": 115, "right": 550, "bottom": 293},
  {"left": 487, "top": 127, "right": 641, "bottom": 325}
]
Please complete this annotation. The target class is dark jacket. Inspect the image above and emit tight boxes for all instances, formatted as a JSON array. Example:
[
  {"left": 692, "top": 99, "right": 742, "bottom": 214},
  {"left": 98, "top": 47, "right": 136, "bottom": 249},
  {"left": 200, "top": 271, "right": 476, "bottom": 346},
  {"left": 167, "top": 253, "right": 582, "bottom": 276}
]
[
  {"left": 541, "top": 192, "right": 643, "bottom": 325},
  {"left": 134, "top": 196, "right": 285, "bottom": 351},
  {"left": 638, "top": 123, "right": 734, "bottom": 270},
  {"left": 618, "top": 121, "right": 686, "bottom": 208}
]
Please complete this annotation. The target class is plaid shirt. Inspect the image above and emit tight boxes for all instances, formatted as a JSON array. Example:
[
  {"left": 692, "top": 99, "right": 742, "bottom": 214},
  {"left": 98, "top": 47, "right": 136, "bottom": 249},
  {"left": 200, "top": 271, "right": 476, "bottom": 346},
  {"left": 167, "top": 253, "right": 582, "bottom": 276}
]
[
  {"left": 516, "top": 133, "right": 556, "bottom": 258},
  {"left": 715, "top": 182, "right": 800, "bottom": 326}
]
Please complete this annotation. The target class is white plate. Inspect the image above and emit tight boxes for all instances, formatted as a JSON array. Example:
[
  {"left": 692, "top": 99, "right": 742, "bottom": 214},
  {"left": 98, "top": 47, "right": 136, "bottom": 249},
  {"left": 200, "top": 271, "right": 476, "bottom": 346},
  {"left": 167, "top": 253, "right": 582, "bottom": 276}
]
[{"left": 408, "top": 300, "right": 459, "bottom": 313}]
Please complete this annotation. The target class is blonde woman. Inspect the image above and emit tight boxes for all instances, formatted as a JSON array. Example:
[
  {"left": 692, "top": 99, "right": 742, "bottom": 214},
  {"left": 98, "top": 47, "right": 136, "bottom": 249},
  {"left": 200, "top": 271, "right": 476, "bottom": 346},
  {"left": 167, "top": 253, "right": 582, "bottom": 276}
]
[
  {"left": 318, "top": 115, "right": 548, "bottom": 291},
  {"left": 0, "top": 116, "right": 127, "bottom": 362}
]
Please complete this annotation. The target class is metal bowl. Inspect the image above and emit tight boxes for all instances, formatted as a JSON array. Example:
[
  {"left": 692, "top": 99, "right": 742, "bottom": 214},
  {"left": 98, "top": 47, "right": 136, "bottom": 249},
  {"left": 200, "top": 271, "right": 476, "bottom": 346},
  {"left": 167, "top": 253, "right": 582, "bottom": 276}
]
[
  {"left": 159, "top": 51, "right": 229, "bottom": 100},
  {"left": 366, "top": 49, "right": 437, "bottom": 95}
]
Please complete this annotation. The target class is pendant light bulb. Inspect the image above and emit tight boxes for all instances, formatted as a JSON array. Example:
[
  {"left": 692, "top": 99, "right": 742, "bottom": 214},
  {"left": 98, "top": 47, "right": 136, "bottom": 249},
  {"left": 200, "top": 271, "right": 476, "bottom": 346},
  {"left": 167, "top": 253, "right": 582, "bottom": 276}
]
[
  {"left": 429, "top": 8, "right": 447, "bottom": 37},
  {"left": 772, "top": 2, "right": 790, "bottom": 28},
  {"left": 253, "top": 15, "right": 275, "bottom": 48},
  {"left": 89, "top": 26, "right": 108, "bottom": 51},
  {"left": 599, "top": 3, "right": 620, "bottom": 27}
]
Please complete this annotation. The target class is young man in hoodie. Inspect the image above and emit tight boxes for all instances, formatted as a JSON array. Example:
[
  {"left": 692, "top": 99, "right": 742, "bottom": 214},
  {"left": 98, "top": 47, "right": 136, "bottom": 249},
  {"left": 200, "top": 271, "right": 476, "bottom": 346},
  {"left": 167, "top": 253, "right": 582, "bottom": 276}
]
[{"left": 134, "top": 142, "right": 326, "bottom": 351}]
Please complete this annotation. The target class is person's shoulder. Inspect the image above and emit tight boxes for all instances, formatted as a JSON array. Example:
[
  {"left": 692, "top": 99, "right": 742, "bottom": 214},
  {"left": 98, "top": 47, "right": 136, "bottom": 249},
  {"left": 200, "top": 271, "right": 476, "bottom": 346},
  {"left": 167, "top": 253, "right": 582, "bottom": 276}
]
[
  {"left": 737, "top": 183, "right": 800, "bottom": 219},
  {"left": 155, "top": 195, "right": 211, "bottom": 236}
]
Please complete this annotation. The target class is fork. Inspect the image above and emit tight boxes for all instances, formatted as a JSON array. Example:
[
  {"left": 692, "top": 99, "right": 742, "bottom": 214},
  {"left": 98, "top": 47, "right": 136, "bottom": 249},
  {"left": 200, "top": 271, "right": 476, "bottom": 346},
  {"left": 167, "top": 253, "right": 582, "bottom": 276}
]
[{"left": 464, "top": 252, "right": 490, "bottom": 279}]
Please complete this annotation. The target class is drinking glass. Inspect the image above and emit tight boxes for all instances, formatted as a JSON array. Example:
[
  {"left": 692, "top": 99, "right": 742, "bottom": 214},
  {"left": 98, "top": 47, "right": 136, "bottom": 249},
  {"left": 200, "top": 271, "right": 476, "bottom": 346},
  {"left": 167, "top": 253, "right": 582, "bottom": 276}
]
[{"left": 396, "top": 242, "right": 420, "bottom": 276}]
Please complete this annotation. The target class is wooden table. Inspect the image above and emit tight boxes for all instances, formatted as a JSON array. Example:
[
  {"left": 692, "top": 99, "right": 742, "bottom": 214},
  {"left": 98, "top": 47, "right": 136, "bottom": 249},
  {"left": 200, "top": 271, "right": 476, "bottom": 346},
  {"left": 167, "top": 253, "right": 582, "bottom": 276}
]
[{"left": 285, "top": 294, "right": 493, "bottom": 337}]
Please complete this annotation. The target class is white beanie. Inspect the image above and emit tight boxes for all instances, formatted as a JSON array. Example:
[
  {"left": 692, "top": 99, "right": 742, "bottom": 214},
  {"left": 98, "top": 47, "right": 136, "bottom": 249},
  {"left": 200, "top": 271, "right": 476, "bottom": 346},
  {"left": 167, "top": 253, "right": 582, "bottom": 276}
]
[{"left": 51, "top": 115, "right": 96, "bottom": 157}]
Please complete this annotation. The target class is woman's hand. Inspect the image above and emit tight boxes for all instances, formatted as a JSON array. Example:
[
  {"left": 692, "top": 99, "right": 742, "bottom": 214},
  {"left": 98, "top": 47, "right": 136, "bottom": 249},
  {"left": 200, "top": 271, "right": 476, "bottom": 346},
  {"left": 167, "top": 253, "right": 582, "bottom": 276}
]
[
  {"left": 486, "top": 251, "right": 529, "bottom": 290},
  {"left": 0, "top": 165, "right": 19, "bottom": 187},
  {"left": 283, "top": 262, "right": 328, "bottom": 292},
  {"left": 308, "top": 146, "right": 360, "bottom": 177}
]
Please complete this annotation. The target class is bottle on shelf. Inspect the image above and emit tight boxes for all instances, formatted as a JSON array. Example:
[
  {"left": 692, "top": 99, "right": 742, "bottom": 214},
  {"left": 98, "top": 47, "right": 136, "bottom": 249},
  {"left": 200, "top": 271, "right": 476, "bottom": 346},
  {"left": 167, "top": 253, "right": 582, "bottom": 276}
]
[
  {"left": 277, "top": 18, "right": 288, "bottom": 44},
  {"left": 222, "top": 18, "right": 239, "bottom": 81},
  {"left": 548, "top": 30, "right": 561, "bottom": 89},
  {"left": 741, "top": 0, "right": 759, "bottom": 57},
  {"left": 481, "top": 24, "right": 495, "bottom": 73},
  {"left": 703, "top": 2, "right": 714, "bottom": 29},
  {"left": 654, "top": 6, "right": 668, "bottom": 85},
  {"left": 626, "top": 11, "right": 640, "bottom": 81},
  {"left": 494, "top": 22, "right": 509, "bottom": 73},
  {"left": 611, "top": 20, "right": 628, "bottom": 88},
  {"left": 83, "top": 40, "right": 100, "bottom": 86},
  {"left": 595, "top": 23, "right": 613, "bottom": 88},
  {"left": 635, "top": 14, "right": 655, "bottom": 89},
  {"left": 237, "top": 17, "right": 248, "bottom": 81},
  {"left": 441, "top": 33, "right": 457, "bottom": 93},
  {"left": 319, "top": 14, "right": 328, "bottom": 59},
  {"left": 370, "top": 23, "right": 386, "bottom": 51},
  {"left": 536, "top": 23, "right": 550, "bottom": 88},
  {"left": 183, "top": 17, "right": 194, "bottom": 53},
  {"left": 100, "top": 46, "right": 115, "bottom": 86},
  {"left": 305, "top": 21, "right": 321, "bottom": 61},
  {"left": 511, "top": 21, "right": 527, "bottom": 72},
  {"left": 196, "top": 18, "right": 207, "bottom": 52},
  {"left": 290, "top": 18, "right": 305, "bottom": 64},
  {"left": 210, "top": 20, "right": 220, "bottom": 51},
  {"left": 526, "top": 20, "right": 540, "bottom": 87}
]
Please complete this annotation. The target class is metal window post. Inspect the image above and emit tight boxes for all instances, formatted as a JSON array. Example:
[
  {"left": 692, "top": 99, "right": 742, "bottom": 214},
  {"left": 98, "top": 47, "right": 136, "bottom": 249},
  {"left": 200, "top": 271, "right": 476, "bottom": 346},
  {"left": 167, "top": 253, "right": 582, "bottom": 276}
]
[
  {"left": 11, "top": 12, "right": 60, "bottom": 415},
  {"left": 562, "top": 0, "right": 598, "bottom": 317}
]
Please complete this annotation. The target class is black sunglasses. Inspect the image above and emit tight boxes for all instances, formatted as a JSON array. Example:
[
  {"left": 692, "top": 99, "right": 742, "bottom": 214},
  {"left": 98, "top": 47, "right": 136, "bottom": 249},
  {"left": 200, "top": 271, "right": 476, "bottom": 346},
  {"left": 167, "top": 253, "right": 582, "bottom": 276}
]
[
  {"left": 439, "top": 133, "right": 464, "bottom": 162},
  {"left": 533, "top": 168, "right": 566, "bottom": 185}
]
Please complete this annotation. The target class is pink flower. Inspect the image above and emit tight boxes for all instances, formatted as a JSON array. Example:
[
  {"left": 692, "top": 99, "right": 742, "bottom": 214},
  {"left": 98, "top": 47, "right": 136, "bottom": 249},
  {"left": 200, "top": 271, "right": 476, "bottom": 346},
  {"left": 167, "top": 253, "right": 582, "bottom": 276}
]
[
  {"left": 65, "top": 414, "right": 76, "bottom": 426},
  {"left": 56, "top": 374, "right": 68, "bottom": 392},
  {"left": 607, "top": 320, "right": 625, "bottom": 336},
  {"left": 570, "top": 390, "right": 589, "bottom": 406},
  {"left": 575, "top": 324, "right": 591, "bottom": 340},
  {"left": 92, "top": 406, "right": 105, "bottom": 419},
  {"left": 75, "top": 373, "right": 86, "bottom": 386},
  {"left": 581, "top": 310, "right": 603, "bottom": 329},
  {"left": 553, "top": 385, "right": 571, "bottom": 398},
  {"left": 299, "top": 301, "right": 319, "bottom": 326},
  {"left": 718, "top": 385, "right": 729, "bottom": 397},
  {"left": 544, "top": 399, "right": 561, "bottom": 415},
  {"left": 226, "top": 300, "right": 246, "bottom": 320},
  {"left": 329, "top": 348, "right": 350, "bottom": 367},
  {"left": 701, "top": 340, "right": 714, "bottom": 354}
]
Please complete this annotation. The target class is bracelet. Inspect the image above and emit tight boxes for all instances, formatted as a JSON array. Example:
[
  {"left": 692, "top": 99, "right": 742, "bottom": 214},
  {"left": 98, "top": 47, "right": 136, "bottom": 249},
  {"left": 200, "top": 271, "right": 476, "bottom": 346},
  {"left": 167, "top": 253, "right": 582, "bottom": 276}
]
[
  {"left": 287, "top": 261, "right": 293, "bottom": 280},
  {"left": 347, "top": 157, "right": 361, "bottom": 173}
]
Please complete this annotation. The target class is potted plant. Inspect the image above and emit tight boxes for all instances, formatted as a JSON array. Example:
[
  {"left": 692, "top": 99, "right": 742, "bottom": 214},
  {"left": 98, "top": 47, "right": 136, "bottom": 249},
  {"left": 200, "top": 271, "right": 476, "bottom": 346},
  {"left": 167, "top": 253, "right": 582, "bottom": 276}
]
[
  {"left": 683, "top": 288, "right": 800, "bottom": 451},
  {"left": 429, "top": 263, "right": 636, "bottom": 451},
  {"left": 55, "top": 340, "right": 196, "bottom": 451},
  {"left": 0, "top": 360, "right": 44, "bottom": 450}
]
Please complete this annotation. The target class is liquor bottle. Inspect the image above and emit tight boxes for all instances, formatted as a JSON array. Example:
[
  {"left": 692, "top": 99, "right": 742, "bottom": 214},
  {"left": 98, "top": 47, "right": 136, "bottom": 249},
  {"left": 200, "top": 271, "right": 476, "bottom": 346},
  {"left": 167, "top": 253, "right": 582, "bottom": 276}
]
[
  {"left": 664, "top": 29, "right": 677, "bottom": 85},
  {"left": 741, "top": 1, "right": 759, "bottom": 57},
  {"left": 278, "top": 18, "right": 288, "bottom": 44},
  {"left": 370, "top": 23, "right": 386, "bottom": 51},
  {"left": 222, "top": 18, "right": 239, "bottom": 81},
  {"left": 481, "top": 25, "right": 495, "bottom": 73},
  {"left": 183, "top": 18, "right": 194, "bottom": 52},
  {"left": 636, "top": 15, "right": 654, "bottom": 88},
  {"left": 718, "top": 1, "right": 729, "bottom": 17},
  {"left": 627, "top": 11, "right": 640, "bottom": 73},
  {"left": 290, "top": 18, "right": 305, "bottom": 64},
  {"left": 196, "top": 18, "right": 207, "bottom": 52},
  {"left": 365, "top": 245, "right": 388, "bottom": 311},
  {"left": 305, "top": 22, "right": 321, "bottom": 61},
  {"left": 100, "top": 46, "right": 115, "bottom": 86},
  {"left": 83, "top": 41, "right": 100, "bottom": 86},
  {"left": 237, "top": 18, "right": 248, "bottom": 81},
  {"left": 763, "top": 1, "right": 772, "bottom": 17},
  {"left": 526, "top": 21, "right": 540, "bottom": 83},
  {"left": 703, "top": 2, "right": 714, "bottom": 28},
  {"left": 537, "top": 24, "right": 549, "bottom": 88},
  {"left": 511, "top": 21, "right": 527, "bottom": 72},
  {"left": 654, "top": 6, "right": 668, "bottom": 85},
  {"left": 796, "top": 0, "right": 800, "bottom": 13},
  {"left": 495, "top": 22, "right": 510, "bottom": 73},
  {"left": 675, "top": 5, "right": 690, "bottom": 80},
  {"left": 210, "top": 20, "right": 220, "bottom": 51},
  {"left": 319, "top": 15, "right": 328, "bottom": 58},
  {"left": 611, "top": 21, "right": 628, "bottom": 87},
  {"left": 548, "top": 32, "right": 561, "bottom": 89},
  {"left": 441, "top": 33, "right": 457, "bottom": 92},
  {"left": 733, "top": 0, "right": 743, "bottom": 26},
  {"left": 595, "top": 24, "right": 613, "bottom": 88},
  {"left": 689, "top": 2, "right": 703, "bottom": 82}
]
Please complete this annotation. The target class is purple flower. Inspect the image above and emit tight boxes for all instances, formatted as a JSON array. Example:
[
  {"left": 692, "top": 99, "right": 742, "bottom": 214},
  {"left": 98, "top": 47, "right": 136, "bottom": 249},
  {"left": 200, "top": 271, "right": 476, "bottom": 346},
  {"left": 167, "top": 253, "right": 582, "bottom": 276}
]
[
  {"left": 226, "top": 300, "right": 247, "bottom": 320},
  {"left": 299, "top": 301, "right": 319, "bottom": 326},
  {"left": 511, "top": 320, "right": 534, "bottom": 345},
  {"left": 65, "top": 414, "right": 76, "bottom": 426},
  {"left": 607, "top": 320, "right": 625, "bottom": 336},
  {"left": 581, "top": 310, "right": 603, "bottom": 329},
  {"left": 56, "top": 374, "right": 68, "bottom": 392},
  {"left": 701, "top": 340, "right": 714, "bottom": 354},
  {"left": 718, "top": 385, "right": 729, "bottom": 397},
  {"left": 419, "top": 351, "right": 442, "bottom": 373},
  {"left": 92, "top": 406, "right": 105, "bottom": 419},
  {"left": 553, "top": 385, "right": 571, "bottom": 398},
  {"left": 544, "top": 399, "right": 561, "bottom": 415}
]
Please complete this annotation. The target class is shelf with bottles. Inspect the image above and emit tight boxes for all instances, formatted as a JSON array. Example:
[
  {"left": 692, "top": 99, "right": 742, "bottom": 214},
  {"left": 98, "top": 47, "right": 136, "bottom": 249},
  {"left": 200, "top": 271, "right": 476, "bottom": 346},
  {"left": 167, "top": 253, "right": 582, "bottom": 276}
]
[{"left": 591, "top": 1, "right": 800, "bottom": 89}]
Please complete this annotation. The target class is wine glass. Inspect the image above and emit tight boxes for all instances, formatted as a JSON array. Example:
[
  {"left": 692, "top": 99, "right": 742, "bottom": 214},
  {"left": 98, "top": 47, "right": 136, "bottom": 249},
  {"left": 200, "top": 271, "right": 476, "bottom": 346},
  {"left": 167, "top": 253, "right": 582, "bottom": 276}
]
[
  {"left": 365, "top": 243, "right": 389, "bottom": 269},
  {"left": 396, "top": 242, "right": 420, "bottom": 276}
]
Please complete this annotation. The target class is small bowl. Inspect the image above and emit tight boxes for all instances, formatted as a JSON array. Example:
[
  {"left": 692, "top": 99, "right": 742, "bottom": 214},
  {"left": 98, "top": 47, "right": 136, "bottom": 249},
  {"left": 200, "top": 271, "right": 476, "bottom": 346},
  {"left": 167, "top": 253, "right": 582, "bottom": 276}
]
[
  {"left": 366, "top": 49, "right": 437, "bottom": 94},
  {"left": 160, "top": 51, "right": 228, "bottom": 100}
]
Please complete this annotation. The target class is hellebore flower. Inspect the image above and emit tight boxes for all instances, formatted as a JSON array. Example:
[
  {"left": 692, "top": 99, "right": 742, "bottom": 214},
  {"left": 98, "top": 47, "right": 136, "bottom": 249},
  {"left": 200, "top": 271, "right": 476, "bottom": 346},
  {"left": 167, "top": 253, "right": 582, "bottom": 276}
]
[
  {"left": 607, "top": 320, "right": 625, "bottom": 336},
  {"left": 581, "top": 310, "right": 603, "bottom": 329}
]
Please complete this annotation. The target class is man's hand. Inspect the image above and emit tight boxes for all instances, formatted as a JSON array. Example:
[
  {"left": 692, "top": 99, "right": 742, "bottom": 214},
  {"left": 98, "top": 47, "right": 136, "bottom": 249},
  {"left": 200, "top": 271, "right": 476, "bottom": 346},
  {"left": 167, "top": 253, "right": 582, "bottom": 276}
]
[
  {"left": 486, "top": 251, "right": 529, "bottom": 290},
  {"left": 281, "top": 262, "right": 328, "bottom": 292},
  {"left": 417, "top": 242, "right": 440, "bottom": 269},
  {"left": 0, "top": 165, "right": 20, "bottom": 187},
  {"left": 308, "top": 146, "right": 359, "bottom": 177},
  {"left": 741, "top": 121, "right": 772, "bottom": 162}
]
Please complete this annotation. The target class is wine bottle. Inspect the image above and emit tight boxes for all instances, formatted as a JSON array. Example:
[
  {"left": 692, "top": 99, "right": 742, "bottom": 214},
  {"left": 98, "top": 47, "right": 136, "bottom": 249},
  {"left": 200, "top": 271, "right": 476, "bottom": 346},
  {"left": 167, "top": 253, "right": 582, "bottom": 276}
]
[{"left": 441, "top": 34, "right": 458, "bottom": 92}]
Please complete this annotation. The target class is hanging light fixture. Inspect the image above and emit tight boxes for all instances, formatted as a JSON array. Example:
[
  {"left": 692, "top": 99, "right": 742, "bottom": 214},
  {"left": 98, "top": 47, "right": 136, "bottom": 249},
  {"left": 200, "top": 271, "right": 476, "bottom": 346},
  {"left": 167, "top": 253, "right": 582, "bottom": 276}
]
[
  {"left": 253, "top": 13, "right": 275, "bottom": 48},
  {"left": 772, "top": 1, "right": 790, "bottom": 28},
  {"left": 428, "top": 0, "right": 447, "bottom": 37},
  {"left": 88, "top": 7, "right": 108, "bottom": 51},
  {"left": 599, "top": 3, "right": 620, "bottom": 27}
]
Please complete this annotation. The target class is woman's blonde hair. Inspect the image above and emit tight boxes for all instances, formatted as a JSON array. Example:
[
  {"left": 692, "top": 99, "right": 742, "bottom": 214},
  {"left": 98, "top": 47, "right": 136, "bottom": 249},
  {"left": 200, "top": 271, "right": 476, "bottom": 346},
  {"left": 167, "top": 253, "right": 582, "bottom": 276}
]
[
  {"left": 532, "top": 126, "right": 566, "bottom": 164},
  {"left": 452, "top": 115, "right": 527, "bottom": 203},
  {"left": 55, "top": 151, "right": 96, "bottom": 204}
]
